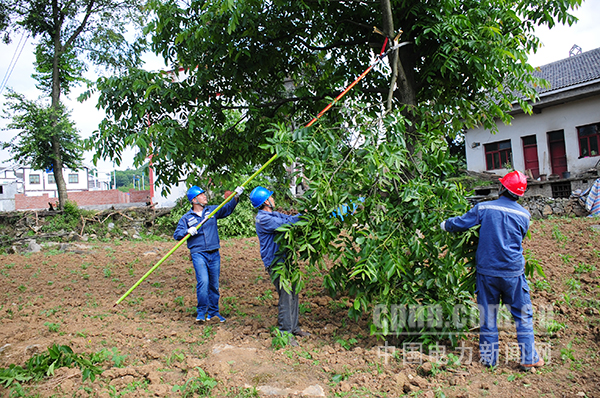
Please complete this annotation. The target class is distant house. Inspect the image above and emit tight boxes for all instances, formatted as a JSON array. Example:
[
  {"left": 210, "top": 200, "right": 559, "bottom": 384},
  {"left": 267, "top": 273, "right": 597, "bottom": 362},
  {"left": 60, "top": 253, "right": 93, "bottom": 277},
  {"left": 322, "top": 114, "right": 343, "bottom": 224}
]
[
  {"left": 0, "top": 164, "right": 23, "bottom": 211},
  {"left": 465, "top": 47, "right": 600, "bottom": 183}
]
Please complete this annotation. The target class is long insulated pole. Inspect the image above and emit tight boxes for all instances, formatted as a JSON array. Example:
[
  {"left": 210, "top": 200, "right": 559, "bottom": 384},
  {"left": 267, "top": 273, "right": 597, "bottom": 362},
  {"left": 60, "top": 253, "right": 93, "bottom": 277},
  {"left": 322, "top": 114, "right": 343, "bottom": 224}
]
[{"left": 114, "top": 35, "right": 405, "bottom": 306}]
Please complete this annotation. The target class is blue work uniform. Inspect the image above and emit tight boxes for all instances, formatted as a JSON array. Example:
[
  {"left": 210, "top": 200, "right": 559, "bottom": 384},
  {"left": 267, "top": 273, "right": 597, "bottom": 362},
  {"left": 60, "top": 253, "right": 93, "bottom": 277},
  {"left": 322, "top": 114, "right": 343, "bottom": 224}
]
[
  {"left": 442, "top": 195, "right": 540, "bottom": 366},
  {"left": 255, "top": 210, "right": 302, "bottom": 333},
  {"left": 174, "top": 200, "right": 237, "bottom": 319}
]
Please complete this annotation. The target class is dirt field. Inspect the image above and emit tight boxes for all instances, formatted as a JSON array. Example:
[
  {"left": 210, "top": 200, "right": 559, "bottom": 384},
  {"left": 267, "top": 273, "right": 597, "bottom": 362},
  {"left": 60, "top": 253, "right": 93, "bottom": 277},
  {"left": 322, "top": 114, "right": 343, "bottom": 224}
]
[{"left": 1, "top": 216, "right": 599, "bottom": 397}]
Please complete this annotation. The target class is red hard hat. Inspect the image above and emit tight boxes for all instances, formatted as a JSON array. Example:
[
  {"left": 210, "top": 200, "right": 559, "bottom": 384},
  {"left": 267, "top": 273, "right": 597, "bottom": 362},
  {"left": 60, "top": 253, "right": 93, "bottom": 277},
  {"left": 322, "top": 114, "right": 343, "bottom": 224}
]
[{"left": 499, "top": 170, "right": 527, "bottom": 196}]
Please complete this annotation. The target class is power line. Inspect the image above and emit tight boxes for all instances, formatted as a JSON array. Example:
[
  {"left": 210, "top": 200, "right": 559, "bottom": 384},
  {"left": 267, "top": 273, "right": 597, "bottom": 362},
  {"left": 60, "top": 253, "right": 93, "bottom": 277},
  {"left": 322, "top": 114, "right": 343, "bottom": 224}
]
[{"left": 0, "top": 32, "right": 30, "bottom": 96}]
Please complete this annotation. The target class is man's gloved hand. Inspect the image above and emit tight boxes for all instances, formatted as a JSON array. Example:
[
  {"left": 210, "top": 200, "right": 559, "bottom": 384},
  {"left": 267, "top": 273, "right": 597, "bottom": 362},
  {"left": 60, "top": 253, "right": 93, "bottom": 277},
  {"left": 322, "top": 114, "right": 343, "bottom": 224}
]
[
  {"left": 440, "top": 221, "right": 446, "bottom": 232},
  {"left": 234, "top": 186, "right": 244, "bottom": 198},
  {"left": 187, "top": 226, "right": 198, "bottom": 236}
]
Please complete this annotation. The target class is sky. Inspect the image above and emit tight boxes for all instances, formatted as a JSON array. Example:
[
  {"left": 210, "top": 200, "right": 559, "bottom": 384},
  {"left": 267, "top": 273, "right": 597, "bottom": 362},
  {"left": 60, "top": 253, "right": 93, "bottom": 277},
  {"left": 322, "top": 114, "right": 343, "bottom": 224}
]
[{"left": 1, "top": 0, "right": 600, "bottom": 174}]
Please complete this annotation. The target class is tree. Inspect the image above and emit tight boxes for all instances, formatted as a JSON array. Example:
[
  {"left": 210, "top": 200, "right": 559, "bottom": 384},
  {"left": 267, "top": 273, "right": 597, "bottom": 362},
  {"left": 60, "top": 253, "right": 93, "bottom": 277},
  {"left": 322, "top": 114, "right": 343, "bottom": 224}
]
[
  {"left": 88, "top": 0, "right": 574, "bottom": 340},
  {"left": 0, "top": 0, "right": 147, "bottom": 209},
  {"left": 2, "top": 91, "right": 83, "bottom": 177},
  {"left": 89, "top": 0, "right": 580, "bottom": 189}
]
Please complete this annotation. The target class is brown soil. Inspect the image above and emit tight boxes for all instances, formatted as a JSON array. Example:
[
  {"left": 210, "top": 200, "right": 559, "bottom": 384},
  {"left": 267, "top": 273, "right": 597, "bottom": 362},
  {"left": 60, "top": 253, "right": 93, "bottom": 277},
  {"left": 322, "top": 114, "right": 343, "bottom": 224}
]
[{"left": 1, "top": 217, "right": 599, "bottom": 397}]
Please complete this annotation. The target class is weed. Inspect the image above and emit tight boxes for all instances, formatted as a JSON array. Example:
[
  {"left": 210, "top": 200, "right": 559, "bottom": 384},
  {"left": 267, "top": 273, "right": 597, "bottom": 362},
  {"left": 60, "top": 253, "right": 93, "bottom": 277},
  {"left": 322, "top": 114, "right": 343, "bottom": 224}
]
[
  {"left": 544, "top": 319, "right": 567, "bottom": 336},
  {"left": 299, "top": 303, "right": 312, "bottom": 314},
  {"left": 560, "top": 342, "right": 575, "bottom": 362},
  {"left": 565, "top": 278, "right": 581, "bottom": 292},
  {"left": 335, "top": 337, "right": 358, "bottom": 350},
  {"left": 559, "top": 253, "right": 573, "bottom": 265},
  {"left": 172, "top": 368, "right": 217, "bottom": 397},
  {"left": 103, "top": 268, "right": 112, "bottom": 278},
  {"left": 44, "top": 322, "right": 60, "bottom": 333},
  {"left": 257, "top": 290, "right": 274, "bottom": 302},
  {"left": 551, "top": 226, "right": 568, "bottom": 243},
  {"left": 271, "top": 328, "right": 294, "bottom": 350},
  {"left": 532, "top": 279, "right": 551, "bottom": 292},
  {"left": 574, "top": 262, "right": 596, "bottom": 274},
  {"left": 226, "top": 386, "right": 260, "bottom": 397},
  {"left": 0, "top": 344, "right": 104, "bottom": 392},
  {"left": 17, "top": 285, "right": 26, "bottom": 292},
  {"left": 174, "top": 296, "right": 185, "bottom": 307},
  {"left": 202, "top": 326, "right": 215, "bottom": 340}
]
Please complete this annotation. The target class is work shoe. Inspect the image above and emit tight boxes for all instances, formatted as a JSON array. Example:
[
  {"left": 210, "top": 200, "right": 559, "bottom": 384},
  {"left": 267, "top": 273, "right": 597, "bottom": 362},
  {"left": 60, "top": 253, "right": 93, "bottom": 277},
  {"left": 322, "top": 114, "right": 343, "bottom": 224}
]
[
  {"left": 207, "top": 314, "right": 226, "bottom": 323},
  {"left": 293, "top": 330, "right": 311, "bottom": 337},
  {"left": 288, "top": 336, "right": 299, "bottom": 347},
  {"left": 521, "top": 358, "right": 544, "bottom": 370}
]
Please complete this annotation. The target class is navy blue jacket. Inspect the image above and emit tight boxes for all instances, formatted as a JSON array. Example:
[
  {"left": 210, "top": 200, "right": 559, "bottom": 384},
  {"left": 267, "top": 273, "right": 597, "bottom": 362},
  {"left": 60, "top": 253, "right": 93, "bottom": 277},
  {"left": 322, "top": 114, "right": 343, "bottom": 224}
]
[
  {"left": 255, "top": 210, "right": 302, "bottom": 268},
  {"left": 173, "top": 200, "right": 237, "bottom": 253},
  {"left": 442, "top": 195, "right": 530, "bottom": 277}
]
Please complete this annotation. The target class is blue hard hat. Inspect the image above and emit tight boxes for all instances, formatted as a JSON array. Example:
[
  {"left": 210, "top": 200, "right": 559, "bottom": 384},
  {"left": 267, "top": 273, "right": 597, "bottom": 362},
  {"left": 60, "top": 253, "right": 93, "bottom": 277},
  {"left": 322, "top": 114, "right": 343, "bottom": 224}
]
[
  {"left": 187, "top": 186, "right": 205, "bottom": 202},
  {"left": 249, "top": 186, "right": 273, "bottom": 208}
]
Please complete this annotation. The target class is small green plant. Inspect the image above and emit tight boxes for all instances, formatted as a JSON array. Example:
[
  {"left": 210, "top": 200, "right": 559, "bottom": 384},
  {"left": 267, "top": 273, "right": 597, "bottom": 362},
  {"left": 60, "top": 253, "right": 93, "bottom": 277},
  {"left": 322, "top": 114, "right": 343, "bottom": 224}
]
[
  {"left": 44, "top": 322, "right": 60, "bottom": 333},
  {"left": 174, "top": 296, "right": 185, "bottom": 307},
  {"left": 103, "top": 268, "right": 112, "bottom": 278},
  {"left": 335, "top": 337, "right": 357, "bottom": 350},
  {"left": 17, "top": 285, "right": 26, "bottom": 292},
  {"left": 561, "top": 342, "right": 575, "bottom": 362},
  {"left": 544, "top": 319, "right": 567, "bottom": 336},
  {"left": 172, "top": 368, "right": 217, "bottom": 397},
  {"left": 271, "top": 329, "right": 294, "bottom": 350},
  {"left": 257, "top": 289, "right": 274, "bottom": 302},
  {"left": 299, "top": 302, "right": 311, "bottom": 314},
  {"left": 551, "top": 226, "right": 568, "bottom": 243},
  {"left": 574, "top": 261, "right": 596, "bottom": 274},
  {"left": 532, "top": 279, "right": 551, "bottom": 292},
  {"left": 565, "top": 278, "right": 581, "bottom": 291},
  {"left": 0, "top": 344, "right": 104, "bottom": 391}
]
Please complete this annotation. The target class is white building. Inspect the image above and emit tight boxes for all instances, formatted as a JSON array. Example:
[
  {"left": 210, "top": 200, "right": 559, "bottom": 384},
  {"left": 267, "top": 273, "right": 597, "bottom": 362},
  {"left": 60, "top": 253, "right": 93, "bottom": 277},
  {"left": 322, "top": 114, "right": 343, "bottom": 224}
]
[{"left": 465, "top": 47, "right": 600, "bottom": 180}]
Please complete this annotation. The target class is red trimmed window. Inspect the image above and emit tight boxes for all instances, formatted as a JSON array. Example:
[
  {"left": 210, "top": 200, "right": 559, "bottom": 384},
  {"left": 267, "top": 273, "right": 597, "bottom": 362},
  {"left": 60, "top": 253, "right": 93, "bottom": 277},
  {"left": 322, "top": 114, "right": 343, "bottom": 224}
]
[
  {"left": 485, "top": 140, "right": 512, "bottom": 170},
  {"left": 577, "top": 123, "right": 600, "bottom": 158}
]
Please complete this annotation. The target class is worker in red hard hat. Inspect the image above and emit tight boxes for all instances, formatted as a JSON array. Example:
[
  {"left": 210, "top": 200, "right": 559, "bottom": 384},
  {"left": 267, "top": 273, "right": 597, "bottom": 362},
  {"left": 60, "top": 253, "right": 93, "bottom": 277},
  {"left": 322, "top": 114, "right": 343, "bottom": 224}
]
[{"left": 441, "top": 170, "right": 543, "bottom": 370}]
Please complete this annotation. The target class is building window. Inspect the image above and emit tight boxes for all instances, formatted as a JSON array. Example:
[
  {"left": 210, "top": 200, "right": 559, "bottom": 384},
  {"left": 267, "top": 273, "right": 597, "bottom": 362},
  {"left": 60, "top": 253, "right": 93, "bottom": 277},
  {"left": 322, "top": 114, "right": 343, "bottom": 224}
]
[
  {"left": 0, "top": 186, "right": 3, "bottom": 194},
  {"left": 48, "top": 174, "right": 55, "bottom": 184},
  {"left": 485, "top": 140, "right": 513, "bottom": 170},
  {"left": 68, "top": 174, "right": 79, "bottom": 184},
  {"left": 30, "top": 174, "right": 40, "bottom": 184},
  {"left": 577, "top": 123, "right": 600, "bottom": 157}
]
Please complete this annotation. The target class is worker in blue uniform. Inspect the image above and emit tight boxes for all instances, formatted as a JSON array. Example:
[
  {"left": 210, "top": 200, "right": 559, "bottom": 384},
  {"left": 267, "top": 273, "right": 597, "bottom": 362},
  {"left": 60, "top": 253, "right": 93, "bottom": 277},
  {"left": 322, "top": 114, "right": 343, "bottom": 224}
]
[
  {"left": 174, "top": 185, "right": 243, "bottom": 323},
  {"left": 250, "top": 186, "right": 310, "bottom": 345},
  {"left": 441, "top": 170, "right": 544, "bottom": 369}
]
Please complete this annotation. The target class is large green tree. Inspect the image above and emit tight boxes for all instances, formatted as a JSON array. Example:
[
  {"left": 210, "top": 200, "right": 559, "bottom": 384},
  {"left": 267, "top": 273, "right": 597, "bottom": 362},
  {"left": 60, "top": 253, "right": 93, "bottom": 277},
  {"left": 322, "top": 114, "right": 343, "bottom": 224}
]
[
  {"left": 88, "top": 0, "right": 574, "bottom": 340},
  {"left": 89, "top": 0, "right": 580, "bottom": 189},
  {"left": 2, "top": 91, "right": 83, "bottom": 176},
  {"left": 0, "top": 0, "right": 147, "bottom": 209}
]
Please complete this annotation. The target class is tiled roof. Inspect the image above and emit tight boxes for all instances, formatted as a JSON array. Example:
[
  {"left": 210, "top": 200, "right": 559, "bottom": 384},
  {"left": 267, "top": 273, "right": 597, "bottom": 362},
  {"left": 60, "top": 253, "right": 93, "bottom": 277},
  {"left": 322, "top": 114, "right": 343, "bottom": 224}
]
[{"left": 533, "top": 47, "right": 600, "bottom": 94}]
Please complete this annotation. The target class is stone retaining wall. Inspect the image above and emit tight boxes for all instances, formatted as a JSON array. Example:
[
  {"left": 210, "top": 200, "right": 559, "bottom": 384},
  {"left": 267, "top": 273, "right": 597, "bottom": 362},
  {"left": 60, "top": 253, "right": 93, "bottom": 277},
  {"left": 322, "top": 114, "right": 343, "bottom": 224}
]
[{"left": 521, "top": 196, "right": 588, "bottom": 219}]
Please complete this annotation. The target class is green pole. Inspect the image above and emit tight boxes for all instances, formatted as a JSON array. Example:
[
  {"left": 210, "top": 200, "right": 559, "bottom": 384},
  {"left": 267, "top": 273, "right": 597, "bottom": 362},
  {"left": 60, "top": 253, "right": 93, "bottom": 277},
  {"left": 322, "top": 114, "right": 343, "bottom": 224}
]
[{"left": 114, "top": 154, "right": 279, "bottom": 306}]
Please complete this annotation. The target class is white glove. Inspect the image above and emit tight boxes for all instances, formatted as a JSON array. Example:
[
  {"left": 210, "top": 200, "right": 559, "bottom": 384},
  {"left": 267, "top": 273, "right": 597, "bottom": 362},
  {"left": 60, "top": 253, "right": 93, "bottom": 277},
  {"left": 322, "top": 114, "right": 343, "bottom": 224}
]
[
  {"left": 187, "top": 226, "right": 198, "bottom": 236},
  {"left": 234, "top": 186, "right": 244, "bottom": 198},
  {"left": 440, "top": 221, "right": 447, "bottom": 232}
]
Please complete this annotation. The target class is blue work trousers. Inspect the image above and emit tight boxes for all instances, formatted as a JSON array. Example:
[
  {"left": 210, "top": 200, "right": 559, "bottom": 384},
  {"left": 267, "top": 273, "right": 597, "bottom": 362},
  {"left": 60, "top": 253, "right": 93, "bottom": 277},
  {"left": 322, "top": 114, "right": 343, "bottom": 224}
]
[
  {"left": 476, "top": 273, "right": 539, "bottom": 366},
  {"left": 191, "top": 250, "right": 221, "bottom": 318}
]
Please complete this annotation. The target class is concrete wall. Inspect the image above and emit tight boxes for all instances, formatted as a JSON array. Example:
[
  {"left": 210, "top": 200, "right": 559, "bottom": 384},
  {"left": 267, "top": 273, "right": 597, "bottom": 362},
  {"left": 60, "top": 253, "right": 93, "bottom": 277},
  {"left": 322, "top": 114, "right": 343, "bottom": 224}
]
[
  {"left": 0, "top": 182, "right": 18, "bottom": 211},
  {"left": 14, "top": 189, "right": 151, "bottom": 210},
  {"left": 466, "top": 95, "right": 600, "bottom": 177}
]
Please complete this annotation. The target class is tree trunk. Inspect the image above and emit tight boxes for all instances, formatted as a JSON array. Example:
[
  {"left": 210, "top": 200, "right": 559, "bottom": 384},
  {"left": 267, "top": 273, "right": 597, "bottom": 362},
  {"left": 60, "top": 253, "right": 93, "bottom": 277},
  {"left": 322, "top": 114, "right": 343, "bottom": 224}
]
[
  {"left": 380, "top": 0, "right": 419, "bottom": 178},
  {"left": 51, "top": 3, "right": 68, "bottom": 210}
]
